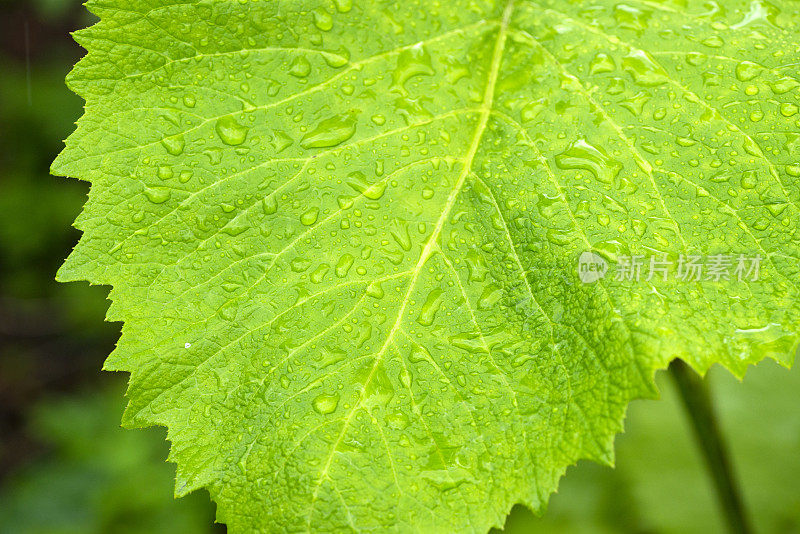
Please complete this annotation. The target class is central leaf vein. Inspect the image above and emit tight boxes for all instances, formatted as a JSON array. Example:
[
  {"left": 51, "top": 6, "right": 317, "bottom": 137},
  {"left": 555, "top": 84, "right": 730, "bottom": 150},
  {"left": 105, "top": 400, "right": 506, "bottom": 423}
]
[{"left": 304, "top": 1, "right": 517, "bottom": 527}]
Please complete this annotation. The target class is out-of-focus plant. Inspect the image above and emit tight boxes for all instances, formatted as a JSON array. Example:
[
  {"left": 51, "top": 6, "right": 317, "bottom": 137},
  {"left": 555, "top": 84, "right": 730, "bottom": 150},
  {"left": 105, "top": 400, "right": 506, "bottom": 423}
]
[
  {"left": 499, "top": 360, "right": 800, "bottom": 534},
  {"left": 0, "top": 382, "right": 220, "bottom": 534}
]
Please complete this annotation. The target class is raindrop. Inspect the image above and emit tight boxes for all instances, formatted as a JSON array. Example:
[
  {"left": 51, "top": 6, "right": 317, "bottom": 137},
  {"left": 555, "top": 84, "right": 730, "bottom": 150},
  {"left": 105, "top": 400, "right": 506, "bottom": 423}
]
[
  {"left": 622, "top": 50, "right": 668, "bottom": 86},
  {"left": 741, "top": 170, "right": 758, "bottom": 189},
  {"left": 270, "top": 130, "right": 294, "bottom": 153},
  {"left": 300, "top": 112, "right": 358, "bottom": 148},
  {"left": 465, "top": 250, "right": 487, "bottom": 282},
  {"left": 335, "top": 253, "right": 354, "bottom": 277},
  {"left": 386, "top": 412, "right": 410, "bottom": 430},
  {"left": 408, "top": 345, "right": 430, "bottom": 363},
  {"left": 312, "top": 393, "right": 340, "bottom": 415},
  {"left": 262, "top": 195, "right": 278, "bottom": 215},
  {"left": 416, "top": 288, "right": 443, "bottom": 326},
  {"left": 157, "top": 166, "right": 174, "bottom": 180},
  {"left": 310, "top": 263, "right": 330, "bottom": 283},
  {"left": 161, "top": 134, "right": 185, "bottom": 155},
  {"left": 289, "top": 56, "right": 312, "bottom": 78},
  {"left": 589, "top": 53, "right": 616, "bottom": 75},
  {"left": 786, "top": 165, "right": 800, "bottom": 177},
  {"left": 390, "top": 221, "right": 412, "bottom": 251},
  {"left": 322, "top": 51, "right": 348, "bottom": 68},
  {"left": 555, "top": 139, "right": 623, "bottom": 184},
  {"left": 291, "top": 258, "right": 312, "bottom": 272},
  {"left": 144, "top": 187, "right": 171, "bottom": 204},
  {"left": 215, "top": 116, "right": 249, "bottom": 146},
  {"left": 477, "top": 284, "right": 503, "bottom": 310},
  {"left": 702, "top": 35, "right": 725, "bottom": 48},
  {"left": 301, "top": 207, "right": 320, "bottom": 226},
  {"left": 366, "top": 280, "right": 384, "bottom": 299},
  {"left": 333, "top": 0, "right": 352, "bottom": 13},
  {"left": 780, "top": 103, "right": 798, "bottom": 117},
  {"left": 449, "top": 332, "right": 484, "bottom": 353},
  {"left": 735, "top": 61, "right": 760, "bottom": 82},
  {"left": 613, "top": 4, "right": 651, "bottom": 32},
  {"left": 391, "top": 45, "right": 434, "bottom": 94},
  {"left": 685, "top": 52, "right": 707, "bottom": 66},
  {"left": 313, "top": 8, "right": 333, "bottom": 31},
  {"left": 770, "top": 77, "right": 800, "bottom": 94},
  {"left": 346, "top": 171, "right": 386, "bottom": 199}
]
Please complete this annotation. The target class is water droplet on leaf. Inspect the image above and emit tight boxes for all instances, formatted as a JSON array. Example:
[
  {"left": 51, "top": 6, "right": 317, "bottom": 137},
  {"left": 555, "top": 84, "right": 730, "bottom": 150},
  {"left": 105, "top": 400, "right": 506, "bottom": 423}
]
[
  {"left": 161, "top": 134, "right": 185, "bottom": 155},
  {"left": 301, "top": 207, "right": 320, "bottom": 226},
  {"left": 215, "top": 116, "right": 249, "bottom": 146},
  {"left": 301, "top": 113, "right": 358, "bottom": 149},
  {"left": 289, "top": 56, "right": 312, "bottom": 78},
  {"left": 313, "top": 8, "right": 333, "bottom": 31},
  {"left": 313, "top": 393, "right": 340, "bottom": 415},
  {"left": 417, "top": 288, "right": 443, "bottom": 326},
  {"left": 144, "top": 187, "right": 171, "bottom": 204}
]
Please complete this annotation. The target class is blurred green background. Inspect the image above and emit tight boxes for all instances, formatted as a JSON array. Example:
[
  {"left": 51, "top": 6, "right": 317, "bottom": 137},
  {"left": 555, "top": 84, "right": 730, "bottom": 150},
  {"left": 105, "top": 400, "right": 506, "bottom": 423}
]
[{"left": 0, "top": 1, "right": 797, "bottom": 533}]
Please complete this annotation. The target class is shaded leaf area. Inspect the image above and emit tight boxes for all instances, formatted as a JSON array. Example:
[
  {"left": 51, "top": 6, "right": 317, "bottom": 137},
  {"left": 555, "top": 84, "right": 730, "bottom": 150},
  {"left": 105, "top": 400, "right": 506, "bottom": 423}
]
[{"left": 55, "top": 0, "right": 800, "bottom": 531}]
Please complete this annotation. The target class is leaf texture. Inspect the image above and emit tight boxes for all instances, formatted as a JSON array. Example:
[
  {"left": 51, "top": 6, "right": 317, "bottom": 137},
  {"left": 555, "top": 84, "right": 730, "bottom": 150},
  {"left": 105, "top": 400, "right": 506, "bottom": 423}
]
[{"left": 55, "top": 0, "right": 800, "bottom": 532}]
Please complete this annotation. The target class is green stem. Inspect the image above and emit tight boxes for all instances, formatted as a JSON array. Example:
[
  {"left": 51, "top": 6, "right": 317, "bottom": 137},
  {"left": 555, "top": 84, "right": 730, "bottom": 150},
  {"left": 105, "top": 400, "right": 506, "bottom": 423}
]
[{"left": 668, "top": 359, "right": 753, "bottom": 534}]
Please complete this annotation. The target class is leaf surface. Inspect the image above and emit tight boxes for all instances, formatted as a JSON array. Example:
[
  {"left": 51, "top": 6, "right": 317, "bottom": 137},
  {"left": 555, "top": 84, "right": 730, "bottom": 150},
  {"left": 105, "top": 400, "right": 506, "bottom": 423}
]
[{"left": 55, "top": 0, "right": 800, "bottom": 532}]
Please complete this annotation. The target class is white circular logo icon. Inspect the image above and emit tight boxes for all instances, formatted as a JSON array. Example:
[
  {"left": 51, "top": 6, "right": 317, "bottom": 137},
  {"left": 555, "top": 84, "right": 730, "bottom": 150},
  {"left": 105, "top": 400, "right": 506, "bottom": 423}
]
[{"left": 577, "top": 252, "right": 608, "bottom": 284}]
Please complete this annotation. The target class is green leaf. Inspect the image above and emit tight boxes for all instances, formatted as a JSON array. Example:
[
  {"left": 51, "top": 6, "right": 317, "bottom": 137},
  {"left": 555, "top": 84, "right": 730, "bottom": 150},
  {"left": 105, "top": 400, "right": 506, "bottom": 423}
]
[{"left": 54, "top": 0, "right": 800, "bottom": 532}]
